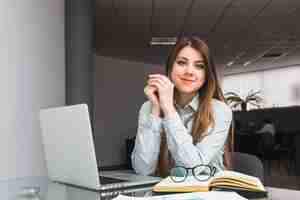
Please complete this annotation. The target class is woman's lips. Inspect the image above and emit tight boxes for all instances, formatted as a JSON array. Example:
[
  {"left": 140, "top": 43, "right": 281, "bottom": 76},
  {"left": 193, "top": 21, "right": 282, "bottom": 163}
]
[{"left": 180, "top": 78, "right": 194, "bottom": 85}]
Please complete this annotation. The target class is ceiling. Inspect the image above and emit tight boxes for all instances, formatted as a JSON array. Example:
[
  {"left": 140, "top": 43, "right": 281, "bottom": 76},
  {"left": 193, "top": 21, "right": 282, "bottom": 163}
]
[{"left": 95, "top": 0, "right": 300, "bottom": 75}]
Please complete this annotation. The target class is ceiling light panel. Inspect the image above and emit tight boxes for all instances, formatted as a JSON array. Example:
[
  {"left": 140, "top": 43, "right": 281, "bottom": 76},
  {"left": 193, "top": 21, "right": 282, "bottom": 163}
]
[{"left": 150, "top": 37, "right": 177, "bottom": 45}]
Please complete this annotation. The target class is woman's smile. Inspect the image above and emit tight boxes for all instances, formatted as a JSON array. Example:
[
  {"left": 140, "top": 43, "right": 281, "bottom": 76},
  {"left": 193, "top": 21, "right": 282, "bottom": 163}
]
[{"left": 180, "top": 78, "right": 195, "bottom": 85}]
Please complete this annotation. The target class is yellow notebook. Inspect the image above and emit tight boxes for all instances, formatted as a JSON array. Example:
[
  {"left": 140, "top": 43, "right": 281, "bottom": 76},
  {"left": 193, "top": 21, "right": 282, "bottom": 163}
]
[{"left": 153, "top": 170, "right": 267, "bottom": 198}]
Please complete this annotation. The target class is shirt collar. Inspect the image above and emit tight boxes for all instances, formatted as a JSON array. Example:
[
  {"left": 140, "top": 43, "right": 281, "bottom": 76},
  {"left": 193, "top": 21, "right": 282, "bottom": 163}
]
[
  {"left": 189, "top": 93, "right": 199, "bottom": 112},
  {"left": 175, "top": 93, "right": 199, "bottom": 112}
]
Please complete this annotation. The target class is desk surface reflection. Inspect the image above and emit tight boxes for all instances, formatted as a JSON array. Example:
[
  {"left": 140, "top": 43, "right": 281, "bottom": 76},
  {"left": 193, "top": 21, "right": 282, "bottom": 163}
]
[{"left": 3, "top": 176, "right": 300, "bottom": 200}]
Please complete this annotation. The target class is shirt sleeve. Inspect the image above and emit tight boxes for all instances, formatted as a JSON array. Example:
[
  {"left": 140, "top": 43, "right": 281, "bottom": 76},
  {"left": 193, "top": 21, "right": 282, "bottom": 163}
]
[
  {"left": 131, "top": 101, "right": 162, "bottom": 175},
  {"left": 163, "top": 101, "right": 232, "bottom": 168}
]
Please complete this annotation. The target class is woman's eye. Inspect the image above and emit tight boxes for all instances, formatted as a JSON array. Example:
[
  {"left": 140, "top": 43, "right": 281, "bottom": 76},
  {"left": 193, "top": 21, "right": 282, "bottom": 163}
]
[
  {"left": 176, "top": 60, "right": 186, "bottom": 66},
  {"left": 196, "top": 64, "right": 205, "bottom": 69}
]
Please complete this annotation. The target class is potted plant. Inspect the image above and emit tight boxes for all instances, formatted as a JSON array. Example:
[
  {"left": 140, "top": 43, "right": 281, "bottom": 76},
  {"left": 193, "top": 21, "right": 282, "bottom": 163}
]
[{"left": 224, "top": 90, "right": 263, "bottom": 111}]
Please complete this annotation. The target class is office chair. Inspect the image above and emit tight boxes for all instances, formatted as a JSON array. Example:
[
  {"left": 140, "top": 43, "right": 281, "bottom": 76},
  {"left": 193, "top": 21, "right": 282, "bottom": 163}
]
[
  {"left": 232, "top": 152, "right": 264, "bottom": 183},
  {"left": 126, "top": 136, "right": 136, "bottom": 169},
  {"left": 273, "top": 133, "right": 295, "bottom": 175},
  {"left": 295, "top": 134, "right": 300, "bottom": 176},
  {"left": 258, "top": 132, "right": 281, "bottom": 176}
]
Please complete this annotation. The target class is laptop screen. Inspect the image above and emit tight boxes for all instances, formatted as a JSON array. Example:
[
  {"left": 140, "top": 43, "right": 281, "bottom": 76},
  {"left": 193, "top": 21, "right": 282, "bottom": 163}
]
[{"left": 40, "top": 104, "right": 101, "bottom": 189}]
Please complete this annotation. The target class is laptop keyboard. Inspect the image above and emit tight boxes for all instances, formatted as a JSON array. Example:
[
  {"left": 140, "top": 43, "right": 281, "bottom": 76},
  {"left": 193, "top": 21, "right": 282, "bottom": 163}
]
[{"left": 99, "top": 176, "right": 126, "bottom": 184}]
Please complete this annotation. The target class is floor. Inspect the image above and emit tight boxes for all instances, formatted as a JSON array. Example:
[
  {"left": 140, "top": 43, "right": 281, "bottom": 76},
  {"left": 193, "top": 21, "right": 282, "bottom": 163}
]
[{"left": 263, "top": 156, "right": 300, "bottom": 190}]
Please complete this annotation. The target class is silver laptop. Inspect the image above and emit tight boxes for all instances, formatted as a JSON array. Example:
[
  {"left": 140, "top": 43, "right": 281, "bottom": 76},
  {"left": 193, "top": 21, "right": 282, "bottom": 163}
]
[{"left": 39, "top": 104, "right": 161, "bottom": 191}]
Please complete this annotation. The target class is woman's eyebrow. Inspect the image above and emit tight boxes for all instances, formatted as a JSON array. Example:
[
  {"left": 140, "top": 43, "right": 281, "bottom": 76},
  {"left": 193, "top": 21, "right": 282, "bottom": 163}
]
[
  {"left": 176, "top": 56, "right": 188, "bottom": 60},
  {"left": 177, "top": 56, "right": 204, "bottom": 63}
]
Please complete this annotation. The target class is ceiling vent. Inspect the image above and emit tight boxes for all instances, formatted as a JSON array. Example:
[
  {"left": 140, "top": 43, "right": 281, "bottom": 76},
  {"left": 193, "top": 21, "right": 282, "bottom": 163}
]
[{"left": 262, "top": 52, "right": 283, "bottom": 58}]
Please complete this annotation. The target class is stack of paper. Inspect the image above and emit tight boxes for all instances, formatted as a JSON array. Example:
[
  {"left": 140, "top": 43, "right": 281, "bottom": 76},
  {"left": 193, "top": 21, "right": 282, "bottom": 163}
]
[{"left": 112, "top": 191, "right": 247, "bottom": 200}]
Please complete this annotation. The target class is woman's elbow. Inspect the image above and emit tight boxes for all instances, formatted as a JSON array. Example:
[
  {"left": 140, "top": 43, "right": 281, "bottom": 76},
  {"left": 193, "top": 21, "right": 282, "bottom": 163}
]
[
  {"left": 131, "top": 154, "right": 156, "bottom": 176},
  {"left": 133, "top": 166, "right": 154, "bottom": 176}
]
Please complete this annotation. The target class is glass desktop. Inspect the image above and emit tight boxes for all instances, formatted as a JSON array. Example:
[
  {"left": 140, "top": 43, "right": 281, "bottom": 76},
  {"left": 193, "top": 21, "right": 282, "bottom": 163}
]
[{"left": 2, "top": 176, "right": 300, "bottom": 200}]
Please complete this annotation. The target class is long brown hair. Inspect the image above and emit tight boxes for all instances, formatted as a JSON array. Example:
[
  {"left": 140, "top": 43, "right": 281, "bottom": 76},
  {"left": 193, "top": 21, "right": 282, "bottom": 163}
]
[{"left": 156, "top": 37, "right": 234, "bottom": 177}]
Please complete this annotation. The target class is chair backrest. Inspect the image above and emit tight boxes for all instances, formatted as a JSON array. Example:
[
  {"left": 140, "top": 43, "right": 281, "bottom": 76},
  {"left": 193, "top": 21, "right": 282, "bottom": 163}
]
[
  {"left": 126, "top": 136, "right": 136, "bottom": 169},
  {"left": 295, "top": 135, "right": 300, "bottom": 176},
  {"left": 232, "top": 152, "right": 264, "bottom": 183},
  {"left": 261, "top": 132, "right": 275, "bottom": 150}
]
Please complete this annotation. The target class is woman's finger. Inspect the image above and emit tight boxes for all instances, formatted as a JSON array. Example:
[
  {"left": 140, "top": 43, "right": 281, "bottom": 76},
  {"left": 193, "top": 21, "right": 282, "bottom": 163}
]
[
  {"left": 144, "top": 85, "right": 157, "bottom": 94},
  {"left": 148, "top": 77, "right": 171, "bottom": 87},
  {"left": 148, "top": 78, "right": 165, "bottom": 89},
  {"left": 149, "top": 74, "right": 171, "bottom": 84}
]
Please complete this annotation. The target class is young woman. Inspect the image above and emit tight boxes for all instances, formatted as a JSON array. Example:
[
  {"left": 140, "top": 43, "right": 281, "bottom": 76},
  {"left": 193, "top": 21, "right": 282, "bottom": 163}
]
[{"left": 131, "top": 37, "right": 233, "bottom": 177}]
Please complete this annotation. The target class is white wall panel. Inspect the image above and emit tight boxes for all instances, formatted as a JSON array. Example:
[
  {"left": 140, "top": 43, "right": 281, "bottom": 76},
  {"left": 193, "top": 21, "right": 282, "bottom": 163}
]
[
  {"left": 0, "top": 0, "right": 65, "bottom": 179},
  {"left": 223, "top": 66, "right": 300, "bottom": 110}
]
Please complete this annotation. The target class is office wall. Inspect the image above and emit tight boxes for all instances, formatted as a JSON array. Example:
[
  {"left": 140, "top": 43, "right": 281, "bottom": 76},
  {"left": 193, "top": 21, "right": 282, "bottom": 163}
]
[
  {"left": 0, "top": 0, "right": 65, "bottom": 179},
  {"left": 222, "top": 66, "right": 300, "bottom": 109},
  {"left": 94, "top": 55, "right": 164, "bottom": 166}
]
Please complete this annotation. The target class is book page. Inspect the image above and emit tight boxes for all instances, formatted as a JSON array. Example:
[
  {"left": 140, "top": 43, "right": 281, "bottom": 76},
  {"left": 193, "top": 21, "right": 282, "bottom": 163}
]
[
  {"left": 152, "top": 176, "right": 212, "bottom": 192},
  {"left": 155, "top": 176, "right": 210, "bottom": 187},
  {"left": 211, "top": 170, "right": 265, "bottom": 191},
  {"left": 210, "top": 180, "right": 263, "bottom": 191},
  {"left": 213, "top": 170, "right": 258, "bottom": 181}
]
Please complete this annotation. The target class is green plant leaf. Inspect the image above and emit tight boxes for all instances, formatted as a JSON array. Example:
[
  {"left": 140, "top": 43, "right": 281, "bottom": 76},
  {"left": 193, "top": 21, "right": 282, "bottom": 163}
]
[{"left": 225, "top": 90, "right": 263, "bottom": 110}]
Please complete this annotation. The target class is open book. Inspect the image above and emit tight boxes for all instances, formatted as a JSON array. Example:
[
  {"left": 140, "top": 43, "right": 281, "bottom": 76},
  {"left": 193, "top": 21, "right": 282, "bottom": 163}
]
[{"left": 153, "top": 170, "right": 267, "bottom": 198}]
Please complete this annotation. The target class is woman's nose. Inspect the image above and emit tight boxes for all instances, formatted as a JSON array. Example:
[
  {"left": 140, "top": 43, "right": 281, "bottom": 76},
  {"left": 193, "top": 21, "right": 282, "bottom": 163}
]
[{"left": 185, "top": 65, "right": 194, "bottom": 74}]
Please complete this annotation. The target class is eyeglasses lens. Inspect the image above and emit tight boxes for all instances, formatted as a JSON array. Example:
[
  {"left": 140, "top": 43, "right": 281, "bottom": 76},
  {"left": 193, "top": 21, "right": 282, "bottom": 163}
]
[
  {"left": 170, "top": 166, "right": 187, "bottom": 182},
  {"left": 193, "top": 165, "right": 211, "bottom": 181}
]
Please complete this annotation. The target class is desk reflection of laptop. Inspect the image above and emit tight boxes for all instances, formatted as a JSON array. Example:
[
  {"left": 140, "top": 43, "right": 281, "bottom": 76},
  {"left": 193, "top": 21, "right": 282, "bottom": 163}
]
[
  {"left": 45, "top": 181, "right": 151, "bottom": 200},
  {"left": 39, "top": 104, "right": 161, "bottom": 192}
]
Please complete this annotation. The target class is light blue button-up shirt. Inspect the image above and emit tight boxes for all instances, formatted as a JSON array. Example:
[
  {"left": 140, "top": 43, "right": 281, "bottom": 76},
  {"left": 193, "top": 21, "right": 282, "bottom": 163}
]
[{"left": 131, "top": 95, "right": 232, "bottom": 176}]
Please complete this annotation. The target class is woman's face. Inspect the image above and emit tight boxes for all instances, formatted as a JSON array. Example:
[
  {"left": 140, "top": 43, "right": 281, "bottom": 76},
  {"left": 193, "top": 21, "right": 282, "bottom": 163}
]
[{"left": 170, "top": 46, "right": 206, "bottom": 96}]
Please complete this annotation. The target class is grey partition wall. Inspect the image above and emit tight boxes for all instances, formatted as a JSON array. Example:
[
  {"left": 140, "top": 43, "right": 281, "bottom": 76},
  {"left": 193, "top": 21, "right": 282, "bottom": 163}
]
[{"left": 65, "top": 0, "right": 95, "bottom": 124}]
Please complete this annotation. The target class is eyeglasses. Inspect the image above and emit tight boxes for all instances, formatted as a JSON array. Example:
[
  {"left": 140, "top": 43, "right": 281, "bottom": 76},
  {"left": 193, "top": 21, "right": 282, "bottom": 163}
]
[{"left": 170, "top": 165, "right": 216, "bottom": 182}]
